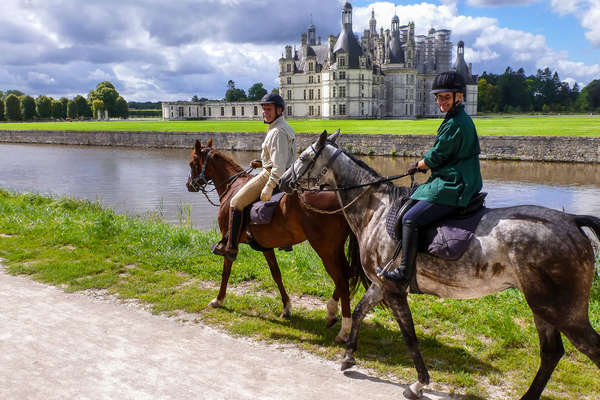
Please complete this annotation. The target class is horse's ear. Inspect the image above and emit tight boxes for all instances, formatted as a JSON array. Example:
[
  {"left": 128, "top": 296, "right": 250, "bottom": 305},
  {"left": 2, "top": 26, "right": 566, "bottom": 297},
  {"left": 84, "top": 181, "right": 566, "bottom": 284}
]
[
  {"left": 206, "top": 137, "right": 213, "bottom": 148},
  {"left": 328, "top": 129, "right": 340, "bottom": 144},
  {"left": 194, "top": 139, "right": 202, "bottom": 153},
  {"left": 317, "top": 130, "right": 328, "bottom": 148}
]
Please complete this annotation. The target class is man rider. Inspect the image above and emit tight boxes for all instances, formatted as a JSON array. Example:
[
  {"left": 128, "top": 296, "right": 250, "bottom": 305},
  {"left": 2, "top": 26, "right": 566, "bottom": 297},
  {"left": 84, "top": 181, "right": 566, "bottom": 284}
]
[
  {"left": 211, "top": 93, "right": 296, "bottom": 262},
  {"left": 379, "top": 71, "right": 483, "bottom": 285}
]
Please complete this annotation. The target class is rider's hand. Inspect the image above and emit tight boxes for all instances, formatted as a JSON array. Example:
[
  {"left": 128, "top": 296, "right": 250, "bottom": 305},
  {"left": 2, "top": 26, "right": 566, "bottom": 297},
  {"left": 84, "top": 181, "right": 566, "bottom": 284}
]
[
  {"left": 260, "top": 184, "right": 274, "bottom": 202},
  {"left": 249, "top": 159, "right": 262, "bottom": 169},
  {"left": 407, "top": 161, "right": 419, "bottom": 175}
]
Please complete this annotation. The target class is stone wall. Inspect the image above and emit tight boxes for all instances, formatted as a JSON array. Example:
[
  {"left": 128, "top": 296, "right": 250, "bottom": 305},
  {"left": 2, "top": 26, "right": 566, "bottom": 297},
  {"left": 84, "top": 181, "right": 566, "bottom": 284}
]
[{"left": 1, "top": 130, "right": 599, "bottom": 163}]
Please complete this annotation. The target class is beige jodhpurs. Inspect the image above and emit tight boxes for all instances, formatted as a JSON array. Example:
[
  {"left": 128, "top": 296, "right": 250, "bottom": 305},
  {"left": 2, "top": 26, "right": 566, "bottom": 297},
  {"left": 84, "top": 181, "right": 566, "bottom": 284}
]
[{"left": 230, "top": 170, "right": 269, "bottom": 211}]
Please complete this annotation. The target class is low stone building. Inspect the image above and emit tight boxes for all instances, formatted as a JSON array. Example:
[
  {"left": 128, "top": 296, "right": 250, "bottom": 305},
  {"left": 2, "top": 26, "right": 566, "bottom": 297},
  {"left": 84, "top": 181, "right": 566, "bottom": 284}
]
[{"left": 161, "top": 101, "right": 263, "bottom": 121}]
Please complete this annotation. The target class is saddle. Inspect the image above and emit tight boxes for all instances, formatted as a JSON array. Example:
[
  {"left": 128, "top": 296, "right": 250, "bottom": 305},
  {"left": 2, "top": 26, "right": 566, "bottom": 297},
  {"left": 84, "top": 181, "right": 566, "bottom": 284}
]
[
  {"left": 243, "top": 191, "right": 293, "bottom": 252},
  {"left": 385, "top": 192, "right": 489, "bottom": 261}
]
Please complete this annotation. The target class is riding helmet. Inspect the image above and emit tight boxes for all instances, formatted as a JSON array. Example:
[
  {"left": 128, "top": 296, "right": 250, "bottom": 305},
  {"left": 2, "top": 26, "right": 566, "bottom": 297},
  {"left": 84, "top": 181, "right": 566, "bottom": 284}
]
[
  {"left": 259, "top": 93, "right": 285, "bottom": 110},
  {"left": 431, "top": 71, "right": 466, "bottom": 94}
]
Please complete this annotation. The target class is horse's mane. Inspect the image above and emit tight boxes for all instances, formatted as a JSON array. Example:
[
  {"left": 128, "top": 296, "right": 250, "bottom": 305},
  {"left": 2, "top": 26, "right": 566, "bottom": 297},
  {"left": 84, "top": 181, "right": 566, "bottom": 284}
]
[
  {"left": 340, "top": 147, "right": 410, "bottom": 200},
  {"left": 210, "top": 149, "right": 245, "bottom": 173}
]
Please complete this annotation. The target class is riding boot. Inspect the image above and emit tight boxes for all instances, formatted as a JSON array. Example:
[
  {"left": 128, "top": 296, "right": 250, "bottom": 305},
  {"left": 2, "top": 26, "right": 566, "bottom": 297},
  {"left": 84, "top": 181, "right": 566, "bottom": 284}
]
[
  {"left": 222, "top": 207, "right": 244, "bottom": 262},
  {"left": 382, "top": 223, "right": 419, "bottom": 285}
]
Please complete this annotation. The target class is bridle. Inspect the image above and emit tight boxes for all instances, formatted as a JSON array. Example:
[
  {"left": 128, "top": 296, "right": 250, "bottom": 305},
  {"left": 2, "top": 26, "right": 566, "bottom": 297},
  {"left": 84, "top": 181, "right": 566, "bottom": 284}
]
[{"left": 188, "top": 148, "right": 252, "bottom": 207}]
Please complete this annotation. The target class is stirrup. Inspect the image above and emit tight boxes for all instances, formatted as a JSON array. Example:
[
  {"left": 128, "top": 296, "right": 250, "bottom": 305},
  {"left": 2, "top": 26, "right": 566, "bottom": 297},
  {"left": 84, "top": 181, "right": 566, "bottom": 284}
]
[
  {"left": 376, "top": 242, "right": 402, "bottom": 278},
  {"left": 211, "top": 242, "right": 226, "bottom": 256}
]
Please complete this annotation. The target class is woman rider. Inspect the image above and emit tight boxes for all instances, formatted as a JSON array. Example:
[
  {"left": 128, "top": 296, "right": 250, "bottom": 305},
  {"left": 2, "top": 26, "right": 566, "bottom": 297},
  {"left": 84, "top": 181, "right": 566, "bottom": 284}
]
[
  {"left": 211, "top": 93, "right": 296, "bottom": 262},
  {"left": 379, "top": 71, "right": 483, "bottom": 284}
]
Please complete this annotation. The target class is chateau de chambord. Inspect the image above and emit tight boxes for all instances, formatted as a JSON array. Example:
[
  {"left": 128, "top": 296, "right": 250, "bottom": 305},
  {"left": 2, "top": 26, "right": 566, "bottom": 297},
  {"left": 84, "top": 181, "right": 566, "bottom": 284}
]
[{"left": 162, "top": 2, "right": 477, "bottom": 120}]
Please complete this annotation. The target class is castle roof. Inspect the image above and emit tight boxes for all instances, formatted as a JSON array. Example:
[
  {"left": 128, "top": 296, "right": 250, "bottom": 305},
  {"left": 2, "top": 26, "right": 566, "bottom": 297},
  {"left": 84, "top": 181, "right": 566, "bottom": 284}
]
[{"left": 453, "top": 40, "right": 476, "bottom": 84}]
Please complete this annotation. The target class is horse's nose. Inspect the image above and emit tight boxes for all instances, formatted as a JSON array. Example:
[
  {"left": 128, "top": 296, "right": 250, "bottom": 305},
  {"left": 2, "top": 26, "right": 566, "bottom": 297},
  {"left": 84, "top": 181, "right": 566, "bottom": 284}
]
[{"left": 186, "top": 178, "right": 198, "bottom": 192}]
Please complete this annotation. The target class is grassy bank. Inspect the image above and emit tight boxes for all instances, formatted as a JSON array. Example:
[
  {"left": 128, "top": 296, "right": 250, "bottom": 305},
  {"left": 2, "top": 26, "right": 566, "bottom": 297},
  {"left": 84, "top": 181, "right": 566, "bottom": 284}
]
[
  {"left": 0, "top": 189, "right": 598, "bottom": 399},
  {"left": 0, "top": 115, "right": 599, "bottom": 136}
]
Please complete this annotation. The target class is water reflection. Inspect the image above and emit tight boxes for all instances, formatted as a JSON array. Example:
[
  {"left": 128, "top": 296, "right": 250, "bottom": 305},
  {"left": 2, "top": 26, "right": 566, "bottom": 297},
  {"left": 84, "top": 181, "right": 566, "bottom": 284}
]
[{"left": 0, "top": 143, "right": 599, "bottom": 231}]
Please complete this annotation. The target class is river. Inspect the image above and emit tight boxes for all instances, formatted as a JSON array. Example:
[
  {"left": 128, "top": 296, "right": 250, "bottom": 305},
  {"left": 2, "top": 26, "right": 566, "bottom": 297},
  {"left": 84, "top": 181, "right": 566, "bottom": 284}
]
[{"left": 1, "top": 143, "right": 599, "bottom": 230}]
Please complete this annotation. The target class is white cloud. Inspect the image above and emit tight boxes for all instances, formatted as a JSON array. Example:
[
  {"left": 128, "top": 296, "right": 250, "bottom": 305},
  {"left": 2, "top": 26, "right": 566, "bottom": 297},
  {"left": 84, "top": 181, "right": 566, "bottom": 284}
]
[
  {"left": 467, "top": 0, "right": 540, "bottom": 6},
  {"left": 550, "top": 0, "right": 600, "bottom": 46}
]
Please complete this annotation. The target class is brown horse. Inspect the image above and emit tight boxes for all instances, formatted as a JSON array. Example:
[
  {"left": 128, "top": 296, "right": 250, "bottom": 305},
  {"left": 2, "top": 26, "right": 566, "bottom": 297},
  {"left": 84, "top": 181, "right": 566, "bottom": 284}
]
[{"left": 186, "top": 138, "right": 365, "bottom": 342}]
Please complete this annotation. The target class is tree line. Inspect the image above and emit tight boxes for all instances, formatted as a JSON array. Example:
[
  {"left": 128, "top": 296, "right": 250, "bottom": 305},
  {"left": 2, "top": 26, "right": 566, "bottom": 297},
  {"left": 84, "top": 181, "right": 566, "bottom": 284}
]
[
  {"left": 478, "top": 67, "right": 600, "bottom": 113},
  {"left": 0, "top": 81, "right": 128, "bottom": 121}
]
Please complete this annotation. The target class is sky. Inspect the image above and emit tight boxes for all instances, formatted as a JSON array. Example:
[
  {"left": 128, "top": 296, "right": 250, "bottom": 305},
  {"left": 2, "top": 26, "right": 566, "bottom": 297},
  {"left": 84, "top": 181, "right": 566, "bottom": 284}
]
[{"left": 0, "top": 0, "right": 598, "bottom": 102}]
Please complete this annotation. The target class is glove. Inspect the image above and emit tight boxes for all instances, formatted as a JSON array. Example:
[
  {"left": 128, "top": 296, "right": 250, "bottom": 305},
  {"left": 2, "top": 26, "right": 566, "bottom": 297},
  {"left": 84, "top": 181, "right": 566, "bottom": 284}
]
[
  {"left": 407, "top": 161, "right": 419, "bottom": 175},
  {"left": 260, "top": 184, "right": 274, "bottom": 202},
  {"left": 249, "top": 159, "right": 262, "bottom": 169}
]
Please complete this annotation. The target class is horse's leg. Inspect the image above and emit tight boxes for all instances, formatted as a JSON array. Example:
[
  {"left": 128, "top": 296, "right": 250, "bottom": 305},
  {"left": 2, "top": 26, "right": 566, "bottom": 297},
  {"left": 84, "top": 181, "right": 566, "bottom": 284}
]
[
  {"left": 262, "top": 249, "right": 292, "bottom": 318},
  {"left": 383, "top": 289, "right": 430, "bottom": 399},
  {"left": 341, "top": 283, "right": 383, "bottom": 370},
  {"left": 209, "top": 258, "right": 233, "bottom": 308},
  {"left": 520, "top": 314, "right": 564, "bottom": 400},
  {"left": 326, "top": 296, "right": 339, "bottom": 328}
]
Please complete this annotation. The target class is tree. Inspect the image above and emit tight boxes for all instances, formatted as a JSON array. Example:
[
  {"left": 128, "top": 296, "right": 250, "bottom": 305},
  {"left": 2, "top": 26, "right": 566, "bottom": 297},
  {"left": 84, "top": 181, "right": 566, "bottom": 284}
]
[
  {"left": 73, "top": 95, "right": 92, "bottom": 118},
  {"left": 248, "top": 82, "right": 267, "bottom": 101},
  {"left": 114, "top": 96, "right": 128, "bottom": 119},
  {"left": 580, "top": 80, "right": 600, "bottom": 110},
  {"left": 225, "top": 88, "right": 247, "bottom": 102},
  {"left": 59, "top": 97, "right": 69, "bottom": 119},
  {"left": 0, "top": 98, "right": 4, "bottom": 120},
  {"left": 20, "top": 95, "right": 37, "bottom": 120},
  {"left": 271, "top": 88, "right": 279, "bottom": 95},
  {"left": 92, "top": 99, "right": 105, "bottom": 119},
  {"left": 88, "top": 81, "right": 120, "bottom": 117},
  {"left": 191, "top": 95, "right": 200, "bottom": 102},
  {"left": 477, "top": 78, "right": 498, "bottom": 113},
  {"left": 5, "top": 94, "right": 21, "bottom": 120},
  {"left": 36, "top": 95, "right": 52, "bottom": 119},
  {"left": 67, "top": 99, "right": 78, "bottom": 119},
  {"left": 51, "top": 100, "right": 63, "bottom": 119},
  {"left": 5, "top": 89, "right": 24, "bottom": 98}
]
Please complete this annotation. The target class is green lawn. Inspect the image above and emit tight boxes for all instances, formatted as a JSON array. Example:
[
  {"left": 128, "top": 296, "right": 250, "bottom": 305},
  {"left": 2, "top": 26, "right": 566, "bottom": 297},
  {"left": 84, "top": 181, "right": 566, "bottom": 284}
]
[
  {"left": 0, "top": 188, "right": 599, "bottom": 399},
  {"left": 0, "top": 115, "right": 599, "bottom": 136}
]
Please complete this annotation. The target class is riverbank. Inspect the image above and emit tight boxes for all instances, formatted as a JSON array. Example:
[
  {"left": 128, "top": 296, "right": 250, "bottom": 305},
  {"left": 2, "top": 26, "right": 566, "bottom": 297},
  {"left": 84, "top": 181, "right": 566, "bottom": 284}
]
[
  {"left": 1, "top": 129, "right": 600, "bottom": 163},
  {"left": 0, "top": 189, "right": 598, "bottom": 399}
]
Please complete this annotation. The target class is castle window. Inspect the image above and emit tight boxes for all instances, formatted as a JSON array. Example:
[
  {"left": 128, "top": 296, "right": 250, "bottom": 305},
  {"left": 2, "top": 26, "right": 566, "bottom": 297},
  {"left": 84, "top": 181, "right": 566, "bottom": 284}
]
[
  {"left": 232, "top": 107, "right": 236, "bottom": 116},
  {"left": 287, "top": 77, "right": 291, "bottom": 84},
  {"left": 209, "top": 108, "right": 212, "bottom": 116},
  {"left": 287, "top": 106, "right": 292, "bottom": 116},
  {"left": 254, "top": 106, "right": 258, "bottom": 116},
  {"left": 178, "top": 107, "right": 184, "bottom": 117},
  {"left": 317, "top": 105, "right": 321, "bottom": 115},
  {"left": 332, "top": 104, "right": 336, "bottom": 115},
  {"left": 309, "top": 89, "right": 314, "bottom": 100},
  {"left": 333, "top": 87, "right": 336, "bottom": 98},
  {"left": 309, "top": 62, "right": 313, "bottom": 72},
  {"left": 339, "top": 57, "right": 345, "bottom": 67},
  {"left": 221, "top": 107, "right": 224, "bottom": 116},
  {"left": 339, "top": 71, "right": 346, "bottom": 80},
  {"left": 339, "top": 86, "right": 346, "bottom": 98},
  {"left": 339, "top": 104, "right": 346, "bottom": 115},
  {"left": 287, "top": 64, "right": 291, "bottom": 72},
  {"left": 333, "top": 72, "right": 336, "bottom": 80},
  {"left": 317, "top": 75, "right": 321, "bottom": 83},
  {"left": 241, "top": 107, "right": 244, "bottom": 116},
  {"left": 309, "top": 76, "right": 313, "bottom": 84},
  {"left": 303, "top": 89, "right": 306, "bottom": 100},
  {"left": 317, "top": 89, "right": 321, "bottom": 99},
  {"left": 203, "top": 107, "right": 206, "bottom": 116},
  {"left": 309, "top": 105, "right": 314, "bottom": 116},
  {"left": 287, "top": 90, "right": 292, "bottom": 100}
]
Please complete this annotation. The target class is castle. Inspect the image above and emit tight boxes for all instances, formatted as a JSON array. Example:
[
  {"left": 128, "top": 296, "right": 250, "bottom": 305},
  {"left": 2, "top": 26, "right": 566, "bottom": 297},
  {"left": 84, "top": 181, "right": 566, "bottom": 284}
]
[
  {"left": 162, "top": 1, "right": 477, "bottom": 121},
  {"left": 278, "top": 2, "right": 477, "bottom": 119}
]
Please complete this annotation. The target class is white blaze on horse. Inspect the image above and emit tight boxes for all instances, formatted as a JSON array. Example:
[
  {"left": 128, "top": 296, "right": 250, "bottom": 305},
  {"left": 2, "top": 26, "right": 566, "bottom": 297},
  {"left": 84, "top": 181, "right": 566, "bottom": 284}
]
[{"left": 280, "top": 130, "right": 600, "bottom": 400}]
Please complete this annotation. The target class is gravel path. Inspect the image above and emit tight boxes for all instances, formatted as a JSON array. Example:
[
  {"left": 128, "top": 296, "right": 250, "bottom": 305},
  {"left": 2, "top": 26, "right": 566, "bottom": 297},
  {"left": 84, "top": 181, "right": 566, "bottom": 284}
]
[{"left": 0, "top": 267, "right": 452, "bottom": 400}]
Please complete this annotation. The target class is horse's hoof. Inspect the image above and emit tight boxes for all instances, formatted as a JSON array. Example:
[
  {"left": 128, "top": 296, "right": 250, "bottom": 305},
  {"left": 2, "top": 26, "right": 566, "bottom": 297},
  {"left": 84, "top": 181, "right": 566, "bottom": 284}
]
[
  {"left": 403, "top": 381, "right": 424, "bottom": 399},
  {"left": 280, "top": 305, "right": 292, "bottom": 319},
  {"left": 326, "top": 315, "right": 338, "bottom": 328},
  {"left": 340, "top": 354, "right": 355, "bottom": 371},
  {"left": 208, "top": 298, "right": 223, "bottom": 308},
  {"left": 334, "top": 334, "right": 347, "bottom": 345}
]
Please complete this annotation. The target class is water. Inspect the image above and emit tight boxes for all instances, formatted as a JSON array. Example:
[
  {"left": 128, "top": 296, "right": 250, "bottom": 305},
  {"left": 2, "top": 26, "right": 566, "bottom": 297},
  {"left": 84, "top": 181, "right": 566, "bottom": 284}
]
[{"left": 1, "top": 143, "right": 599, "bottom": 230}]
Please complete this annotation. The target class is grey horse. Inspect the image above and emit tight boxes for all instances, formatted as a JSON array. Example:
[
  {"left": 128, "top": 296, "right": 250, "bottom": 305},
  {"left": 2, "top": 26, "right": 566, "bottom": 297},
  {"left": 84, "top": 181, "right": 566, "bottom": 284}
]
[{"left": 279, "top": 130, "right": 600, "bottom": 400}]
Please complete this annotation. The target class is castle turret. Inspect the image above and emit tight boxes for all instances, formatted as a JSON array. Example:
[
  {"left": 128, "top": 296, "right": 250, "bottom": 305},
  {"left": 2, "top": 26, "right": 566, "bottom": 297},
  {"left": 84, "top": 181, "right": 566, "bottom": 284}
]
[{"left": 332, "top": 2, "right": 363, "bottom": 68}]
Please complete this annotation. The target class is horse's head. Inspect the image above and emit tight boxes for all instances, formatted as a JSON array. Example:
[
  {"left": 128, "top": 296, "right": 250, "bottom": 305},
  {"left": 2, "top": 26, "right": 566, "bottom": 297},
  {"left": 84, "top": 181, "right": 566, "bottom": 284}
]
[
  {"left": 280, "top": 129, "right": 341, "bottom": 194},
  {"left": 186, "top": 137, "right": 215, "bottom": 192}
]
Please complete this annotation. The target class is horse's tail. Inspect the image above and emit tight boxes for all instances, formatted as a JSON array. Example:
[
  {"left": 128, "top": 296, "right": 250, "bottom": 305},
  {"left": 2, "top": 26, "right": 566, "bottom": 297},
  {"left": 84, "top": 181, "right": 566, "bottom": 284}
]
[
  {"left": 348, "top": 232, "right": 370, "bottom": 296},
  {"left": 574, "top": 215, "right": 600, "bottom": 242}
]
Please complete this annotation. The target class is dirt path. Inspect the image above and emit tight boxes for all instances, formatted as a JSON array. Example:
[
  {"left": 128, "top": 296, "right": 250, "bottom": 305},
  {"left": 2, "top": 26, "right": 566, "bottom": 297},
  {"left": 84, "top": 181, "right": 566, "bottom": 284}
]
[{"left": 0, "top": 267, "right": 453, "bottom": 400}]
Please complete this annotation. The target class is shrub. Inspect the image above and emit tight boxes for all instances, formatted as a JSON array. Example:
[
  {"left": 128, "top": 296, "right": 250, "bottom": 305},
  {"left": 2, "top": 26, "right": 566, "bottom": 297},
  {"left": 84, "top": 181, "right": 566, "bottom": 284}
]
[{"left": 5, "top": 94, "right": 21, "bottom": 120}]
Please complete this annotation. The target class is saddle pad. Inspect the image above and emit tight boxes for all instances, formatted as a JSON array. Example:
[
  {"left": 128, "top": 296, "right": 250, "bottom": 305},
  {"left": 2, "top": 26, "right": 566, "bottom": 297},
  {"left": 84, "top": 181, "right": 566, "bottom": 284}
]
[
  {"left": 424, "top": 207, "right": 490, "bottom": 260},
  {"left": 248, "top": 192, "right": 285, "bottom": 225}
]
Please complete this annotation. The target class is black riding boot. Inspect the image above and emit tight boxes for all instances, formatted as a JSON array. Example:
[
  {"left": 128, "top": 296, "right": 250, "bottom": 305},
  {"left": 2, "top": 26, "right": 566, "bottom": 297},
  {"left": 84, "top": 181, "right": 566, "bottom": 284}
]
[
  {"left": 212, "top": 208, "right": 243, "bottom": 262},
  {"left": 382, "top": 223, "right": 419, "bottom": 285}
]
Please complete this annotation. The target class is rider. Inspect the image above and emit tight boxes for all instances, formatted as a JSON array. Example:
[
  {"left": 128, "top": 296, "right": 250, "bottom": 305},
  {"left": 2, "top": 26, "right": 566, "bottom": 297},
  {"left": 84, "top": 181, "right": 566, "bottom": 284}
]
[
  {"left": 212, "top": 93, "right": 296, "bottom": 262},
  {"left": 380, "top": 70, "right": 483, "bottom": 284}
]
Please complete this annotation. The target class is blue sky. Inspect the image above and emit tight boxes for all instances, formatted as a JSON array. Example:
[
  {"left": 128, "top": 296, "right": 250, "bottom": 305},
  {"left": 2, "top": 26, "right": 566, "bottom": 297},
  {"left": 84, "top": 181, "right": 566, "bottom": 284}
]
[{"left": 0, "top": 0, "right": 598, "bottom": 101}]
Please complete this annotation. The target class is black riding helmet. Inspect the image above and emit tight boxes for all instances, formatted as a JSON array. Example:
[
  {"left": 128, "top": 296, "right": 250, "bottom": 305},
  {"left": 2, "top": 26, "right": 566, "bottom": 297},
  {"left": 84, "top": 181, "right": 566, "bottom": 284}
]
[
  {"left": 259, "top": 93, "right": 285, "bottom": 111},
  {"left": 431, "top": 71, "right": 466, "bottom": 95}
]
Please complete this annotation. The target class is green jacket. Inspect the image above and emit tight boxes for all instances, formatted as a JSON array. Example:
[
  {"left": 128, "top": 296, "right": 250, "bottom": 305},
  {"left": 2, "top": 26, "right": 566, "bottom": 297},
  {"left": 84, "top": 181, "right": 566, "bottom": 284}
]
[{"left": 410, "top": 104, "right": 482, "bottom": 207}]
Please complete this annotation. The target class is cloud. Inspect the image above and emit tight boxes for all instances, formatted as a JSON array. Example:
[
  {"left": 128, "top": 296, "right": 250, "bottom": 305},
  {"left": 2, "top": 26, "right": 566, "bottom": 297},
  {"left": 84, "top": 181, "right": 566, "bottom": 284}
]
[
  {"left": 466, "top": 0, "right": 540, "bottom": 6},
  {"left": 550, "top": 0, "right": 600, "bottom": 47}
]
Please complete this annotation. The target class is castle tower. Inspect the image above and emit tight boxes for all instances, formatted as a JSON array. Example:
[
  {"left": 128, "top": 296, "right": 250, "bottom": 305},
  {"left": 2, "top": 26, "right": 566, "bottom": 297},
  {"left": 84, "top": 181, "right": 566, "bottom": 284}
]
[
  {"left": 388, "top": 15, "right": 404, "bottom": 63},
  {"left": 332, "top": 2, "right": 363, "bottom": 68},
  {"left": 307, "top": 20, "right": 316, "bottom": 45},
  {"left": 369, "top": 9, "right": 377, "bottom": 36}
]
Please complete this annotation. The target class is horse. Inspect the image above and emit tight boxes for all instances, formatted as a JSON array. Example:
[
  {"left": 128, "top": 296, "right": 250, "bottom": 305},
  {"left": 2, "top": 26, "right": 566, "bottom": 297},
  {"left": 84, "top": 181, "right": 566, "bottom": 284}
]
[
  {"left": 279, "top": 130, "right": 600, "bottom": 400},
  {"left": 186, "top": 138, "right": 366, "bottom": 343}
]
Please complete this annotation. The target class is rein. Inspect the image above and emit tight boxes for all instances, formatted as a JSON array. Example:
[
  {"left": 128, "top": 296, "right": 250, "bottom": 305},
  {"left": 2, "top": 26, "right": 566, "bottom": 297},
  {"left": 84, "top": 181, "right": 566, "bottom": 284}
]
[{"left": 188, "top": 149, "right": 252, "bottom": 207}]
